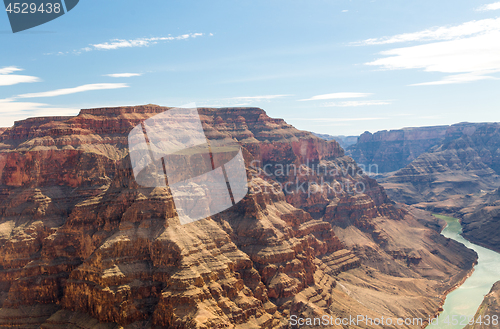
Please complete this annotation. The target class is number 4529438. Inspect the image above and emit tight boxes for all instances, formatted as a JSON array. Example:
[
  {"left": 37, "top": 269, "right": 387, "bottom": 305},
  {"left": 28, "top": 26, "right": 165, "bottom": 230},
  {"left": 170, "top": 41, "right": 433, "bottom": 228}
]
[{"left": 5, "top": 2, "right": 61, "bottom": 14}]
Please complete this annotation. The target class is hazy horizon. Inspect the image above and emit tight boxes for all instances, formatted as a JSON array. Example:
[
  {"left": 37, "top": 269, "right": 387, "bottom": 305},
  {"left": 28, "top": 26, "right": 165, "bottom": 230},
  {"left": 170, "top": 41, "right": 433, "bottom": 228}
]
[
  {"left": 2, "top": 103, "right": 499, "bottom": 137},
  {"left": 2, "top": 0, "right": 500, "bottom": 135}
]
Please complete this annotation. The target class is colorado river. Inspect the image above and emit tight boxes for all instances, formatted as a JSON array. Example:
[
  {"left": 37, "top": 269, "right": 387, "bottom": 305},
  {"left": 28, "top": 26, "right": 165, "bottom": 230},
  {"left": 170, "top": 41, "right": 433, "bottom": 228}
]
[{"left": 429, "top": 215, "right": 500, "bottom": 329}]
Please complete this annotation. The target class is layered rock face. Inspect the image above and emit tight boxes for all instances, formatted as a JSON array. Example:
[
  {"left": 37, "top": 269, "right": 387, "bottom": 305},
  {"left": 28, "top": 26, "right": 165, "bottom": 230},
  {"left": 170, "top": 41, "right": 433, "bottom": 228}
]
[
  {"left": 341, "top": 122, "right": 500, "bottom": 252},
  {"left": 0, "top": 105, "right": 476, "bottom": 328},
  {"left": 465, "top": 281, "right": 500, "bottom": 329},
  {"left": 380, "top": 122, "right": 500, "bottom": 213},
  {"left": 459, "top": 188, "right": 500, "bottom": 252},
  {"left": 346, "top": 126, "right": 449, "bottom": 173}
]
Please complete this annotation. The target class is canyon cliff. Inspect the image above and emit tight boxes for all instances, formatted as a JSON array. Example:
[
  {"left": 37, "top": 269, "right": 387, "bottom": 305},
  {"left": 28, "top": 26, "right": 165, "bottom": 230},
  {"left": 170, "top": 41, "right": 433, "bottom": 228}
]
[
  {"left": 459, "top": 188, "right": 500, "bottom": 252},
  {"left": 465, "top": 281, "right": 500, "bottom": 329},
  {"left": 346, "top": 126, "right": 448, "bottom": 173},
  {"left": 380, "top": 122, "right": 500, "bottom": 214},
  {"left": 338, "top": 121, "right": 500, "bottom": 260},
  {"left": 0, "top": 106, "right": 476, "bottom": 328}
]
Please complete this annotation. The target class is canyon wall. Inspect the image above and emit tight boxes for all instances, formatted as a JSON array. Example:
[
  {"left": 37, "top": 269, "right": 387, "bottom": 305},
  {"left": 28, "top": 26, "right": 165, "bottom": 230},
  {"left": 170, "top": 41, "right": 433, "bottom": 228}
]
[
  {"left": 380, "top": 122, "right": 500, "bottom": 214},
  {"left": 346, "top": 126, "right": 448, "bottom": 173},
  {"left": 459, "top": 188, "right": 500, "bottom": 252},
  {"left": 319, "top": 121, "right": 500, "bottom": 258},
  {"left": 0, "top": 105, "right": 476, "bottom": 328}
]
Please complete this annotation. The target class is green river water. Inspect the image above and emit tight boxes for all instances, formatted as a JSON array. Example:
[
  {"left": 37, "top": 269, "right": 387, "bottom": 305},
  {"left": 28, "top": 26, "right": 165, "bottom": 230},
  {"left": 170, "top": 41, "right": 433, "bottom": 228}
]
[{"left": 428, "top": 215, "right": 500, "bottom": 328}]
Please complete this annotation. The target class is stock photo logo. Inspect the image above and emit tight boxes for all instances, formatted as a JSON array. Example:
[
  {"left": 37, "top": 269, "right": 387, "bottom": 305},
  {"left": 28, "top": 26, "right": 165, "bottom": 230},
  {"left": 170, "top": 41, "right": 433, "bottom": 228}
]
[
  {"left": 3, "top": 0, "right": 79, "bottom": 33},
  {"left": 128, "top": 104, "right": 249, "bottom": 225}
]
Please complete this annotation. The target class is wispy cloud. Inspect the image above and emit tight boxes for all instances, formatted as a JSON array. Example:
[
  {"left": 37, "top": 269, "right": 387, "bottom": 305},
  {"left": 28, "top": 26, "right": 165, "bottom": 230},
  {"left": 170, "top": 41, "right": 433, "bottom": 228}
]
[
  {"left": 364, "top": 19, "right": 500, "bottom": 85},
  {"left": 354, "top": 18, "right": 500, "bottom": 45},
  {"left": 0, "top": 68, "right": 130, "bottom": 126},
  {"left": 476, "top": 2, "right": 500, "bottom": 11},
  {"left": 17, "top": 83, "right": 129, "bottom": 98},
  {"left": 0, "top": 67, "right": 20, "bottom": 74},
  {"left": 46, "top": 33, "right": 206, "bottom": 55},
  {"left": 299, "top": 92, "right": 372, "bottom": 101},
  {"left": 91, "top": 33, "right": 204, "bottom": 51},
  {"left": 0, "top": 98, "right": 78, "bottom": 127},
  {"left": 104, "top": 73, "right": 142, "bottom": 78},
  {"left": 321, "top": 100, "right": 392, "bottom": 107},
  {"left": 410, "top": 72, "right": 498, "bottom": 86},
  {"left": 0, "top": 66, "right": 40, "bottom": 86}
]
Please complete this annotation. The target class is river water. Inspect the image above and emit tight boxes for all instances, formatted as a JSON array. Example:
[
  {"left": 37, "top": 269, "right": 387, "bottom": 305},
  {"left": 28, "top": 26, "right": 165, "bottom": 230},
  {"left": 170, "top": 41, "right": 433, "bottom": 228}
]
[{"left": 428, "top": 215, "right": 500, "bottom": 329}]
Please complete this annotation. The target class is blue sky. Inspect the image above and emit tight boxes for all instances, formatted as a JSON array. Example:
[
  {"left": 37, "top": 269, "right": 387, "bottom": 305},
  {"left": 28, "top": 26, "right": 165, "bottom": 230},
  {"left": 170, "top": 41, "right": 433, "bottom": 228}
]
[{"left": 1, "top": 0, "right": 500, "bottom": 135}]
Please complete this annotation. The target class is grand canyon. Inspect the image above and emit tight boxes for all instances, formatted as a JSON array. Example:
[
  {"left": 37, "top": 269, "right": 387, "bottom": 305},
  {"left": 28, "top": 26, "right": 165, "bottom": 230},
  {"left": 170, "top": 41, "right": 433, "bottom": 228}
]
[
  {"left": 334, "top": 123, "right": 500, "bottom": 329},
  {"left": 343, "top": 123, "right": 500, "bottom": 253},
  {"left": 0, "top": 105, "right": 489, "bottom": 328}
]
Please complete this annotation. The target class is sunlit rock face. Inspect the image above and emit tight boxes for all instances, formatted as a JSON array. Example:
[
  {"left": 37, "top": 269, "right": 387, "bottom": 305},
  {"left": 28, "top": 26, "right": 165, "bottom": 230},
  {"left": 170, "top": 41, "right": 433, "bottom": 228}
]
[{"left": 0, "top": 105, "right": 476, "bottom": 328}]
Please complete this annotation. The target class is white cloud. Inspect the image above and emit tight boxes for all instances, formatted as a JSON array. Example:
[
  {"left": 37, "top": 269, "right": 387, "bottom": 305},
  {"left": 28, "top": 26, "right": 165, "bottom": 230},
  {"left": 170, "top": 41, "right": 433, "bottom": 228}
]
[
  {"left": 355, "top": 18, "right": 500, "bottom": 45},
  {"left": 321, "top": 100, "right": 392, "bottom": 107},
  {"left": 366, "top": 28, "right": 500, "bottom": 85},
  {"left": 380, "top": 33, "right": 500, "bottom": 71},
  {"left": 476, "top": 2, "right": 500, "bottom": 11},
  {"left": 0, "top": 67, "right": 21, "bottom": 74},
  {"left": 0, "top": 71, "right": 130, "bottom": 126},
  {"left": 45, "top": 33, "right": 206, "bottom": 55},
  {"left": 17, "top": 83, "right": 129, "bottom": 98},
  {"left": 91, "top": 33, "right": 204, "bottom": 51},
  {"left": 0, "top": 98, "right": 78, "bottom": 128},
  {"left": 93, "top": 40, "right": 149, "bottom": 50},
  {"left": 299, "top": 92, "right": 372, "bottom": 101},
  {"left": 410, "top": 72, "right": 498, "bottom": 86},
  {"left": 0, "top": 66, "right": 40, "bottom": 86},
  {"left": 104, "top": 73, "right": 142, "bottom": 78}
]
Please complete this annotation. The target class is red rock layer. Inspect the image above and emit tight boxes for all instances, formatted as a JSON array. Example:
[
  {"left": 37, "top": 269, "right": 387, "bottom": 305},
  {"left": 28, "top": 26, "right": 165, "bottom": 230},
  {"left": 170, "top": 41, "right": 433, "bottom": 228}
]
[{"left": 0, "top": 105, "right": 476, "bottom": 329}]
